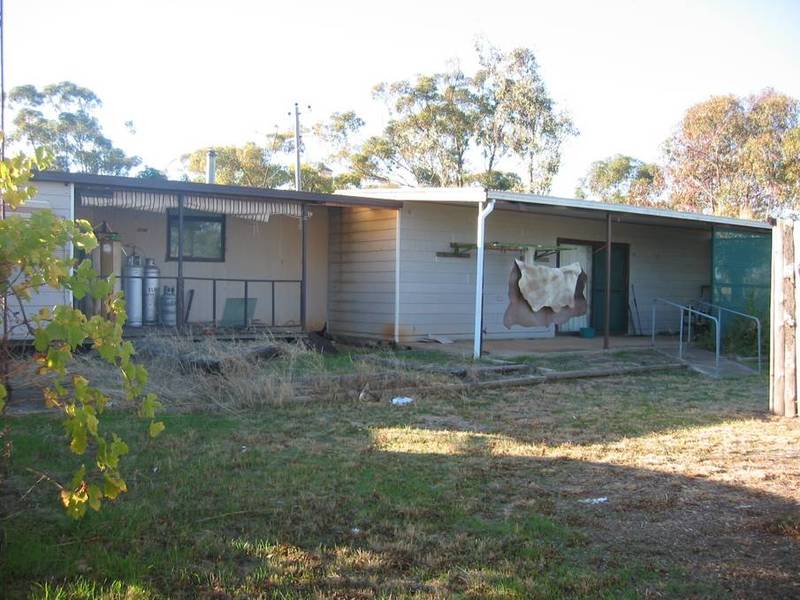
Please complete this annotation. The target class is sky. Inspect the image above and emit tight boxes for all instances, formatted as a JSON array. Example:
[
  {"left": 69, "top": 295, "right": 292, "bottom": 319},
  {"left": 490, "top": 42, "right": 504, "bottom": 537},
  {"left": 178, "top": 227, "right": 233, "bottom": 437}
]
[{"left": 6, "top": 0, "right": 800, "bottom": 196}]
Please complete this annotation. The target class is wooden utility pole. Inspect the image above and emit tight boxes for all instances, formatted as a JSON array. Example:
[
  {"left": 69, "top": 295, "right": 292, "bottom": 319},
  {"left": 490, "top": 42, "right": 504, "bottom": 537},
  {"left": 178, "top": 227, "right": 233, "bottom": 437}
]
[{"left": 770, "top": 218, "right": 799, "bottom": 417}]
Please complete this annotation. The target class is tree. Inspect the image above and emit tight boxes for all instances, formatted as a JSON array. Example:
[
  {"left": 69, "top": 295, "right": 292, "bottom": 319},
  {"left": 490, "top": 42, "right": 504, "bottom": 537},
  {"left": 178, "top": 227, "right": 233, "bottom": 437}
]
[
  {"left": 664, "top": 89, "right": 800, "bottom": 218},
  {"left": 497, "top": 48, "right": 577, "bottom": 194},
  {"left": 576, "top": 154, "right": 664, "bottom": 205},
  {"left": 290, "top": 163, "right": 335, "bottom": 193},
  {"left": 467, "top": 170, "right": 523, "bottom": 191},
  {"left": 136, "top": 166, "right": 168, "bottom": 180},
  {"left": 0, "top": 144, "right": 162, "bottom": 519},
  {"left": 8, "top": 82, "right": 140, "bottom": 175},
  {"left": 313, "top": 111, "right": 365, "bottom": 164},
  {"left": 182, "top": 135, "right": 294, "bottom": 188},
  {"left": 319, "top": 42, "right": 576, "bottom": 192},
  {"left": 363, "top": 69, "right": 479, "bottom": 187},
  {"left": 473, "top": 41, "right": 514, "bottom": 180}
]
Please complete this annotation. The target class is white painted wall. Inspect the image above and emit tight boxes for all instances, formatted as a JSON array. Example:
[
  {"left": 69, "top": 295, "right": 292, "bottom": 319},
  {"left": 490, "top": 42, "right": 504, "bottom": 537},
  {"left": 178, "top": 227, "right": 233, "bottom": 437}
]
[
  {"left": 394, "top": 202, "right": 711, "bottom": 342},
  {"left": 6, "top": 182, "right": 73, "bottom": 339},
  {"left": 327, "top": 206, "right": 398, "bottom": 339},
  {"left": 75, "top": 204, "right": 329, "bottom": 330}
]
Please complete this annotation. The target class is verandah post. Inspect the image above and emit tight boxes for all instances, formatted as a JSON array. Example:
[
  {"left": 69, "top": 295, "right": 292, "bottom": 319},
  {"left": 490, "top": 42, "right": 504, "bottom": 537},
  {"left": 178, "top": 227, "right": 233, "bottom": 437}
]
[
  {"left": 604, "top": 211, "right": 612, "bottom": 350},
  {"left": 300, "top": 203, "right": 307, "bottom": 332},
  {"left": 177, "top": 193, "right": 184, "bottom": 329}
]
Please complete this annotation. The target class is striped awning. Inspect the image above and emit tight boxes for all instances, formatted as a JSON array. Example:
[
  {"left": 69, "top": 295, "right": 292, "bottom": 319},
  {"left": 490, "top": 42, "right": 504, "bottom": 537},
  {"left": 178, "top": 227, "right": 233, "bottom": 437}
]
[{"left": 78, "top": 189, "right": 303, "bottom": 222}]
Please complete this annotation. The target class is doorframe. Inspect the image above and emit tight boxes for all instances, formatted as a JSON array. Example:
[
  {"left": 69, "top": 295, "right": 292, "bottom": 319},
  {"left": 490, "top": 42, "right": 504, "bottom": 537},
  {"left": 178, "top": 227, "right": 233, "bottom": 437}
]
[{"left": 557, "top": 237, "right": 631, "bottom": 335}]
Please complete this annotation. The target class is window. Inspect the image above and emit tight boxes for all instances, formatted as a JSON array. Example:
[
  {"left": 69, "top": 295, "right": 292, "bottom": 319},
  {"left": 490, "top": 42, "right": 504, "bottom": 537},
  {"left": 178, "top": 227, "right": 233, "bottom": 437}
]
[{"left": 167, "top": 211, "right": 225, "bottom": 262}]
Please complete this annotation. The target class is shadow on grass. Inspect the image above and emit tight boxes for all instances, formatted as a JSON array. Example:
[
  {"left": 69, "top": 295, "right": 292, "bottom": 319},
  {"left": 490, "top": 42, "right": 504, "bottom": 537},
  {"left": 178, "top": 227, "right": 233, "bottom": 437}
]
[
  {"left": 410, "top": 370, "right": 774, "bottom": 448},
  {"left": 2, "top": 390, "right": 798, "bottom": 599}
]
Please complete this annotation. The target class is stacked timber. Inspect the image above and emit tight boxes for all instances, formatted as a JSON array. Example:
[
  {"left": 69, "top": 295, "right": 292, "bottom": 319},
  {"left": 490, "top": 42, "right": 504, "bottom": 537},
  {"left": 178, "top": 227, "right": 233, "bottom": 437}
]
[{"left": 770, "top": 218, "right": 799, "bottom": 417}]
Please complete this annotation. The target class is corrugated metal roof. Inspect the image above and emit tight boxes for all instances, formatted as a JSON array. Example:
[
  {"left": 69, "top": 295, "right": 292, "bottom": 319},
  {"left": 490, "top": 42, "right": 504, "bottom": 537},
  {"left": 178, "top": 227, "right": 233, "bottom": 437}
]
[
  {"left": 489, "top": 190, "right": 771, "bottom": 231},
  {"left": 32, "top": 171, "right": 403, "bottom": 210},
  {"left": 340, "top": 186, "right": 771, "bottom": 231}
]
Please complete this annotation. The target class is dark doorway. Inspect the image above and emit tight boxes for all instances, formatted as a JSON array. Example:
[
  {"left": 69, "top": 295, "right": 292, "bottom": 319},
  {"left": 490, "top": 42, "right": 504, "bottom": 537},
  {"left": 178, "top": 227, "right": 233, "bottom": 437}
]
[
  {"left": 558, "top": 238, "right": 630, "bottom": 335},
  {"left": 591, "top": 243, "right": 629, "bottom": 334}
]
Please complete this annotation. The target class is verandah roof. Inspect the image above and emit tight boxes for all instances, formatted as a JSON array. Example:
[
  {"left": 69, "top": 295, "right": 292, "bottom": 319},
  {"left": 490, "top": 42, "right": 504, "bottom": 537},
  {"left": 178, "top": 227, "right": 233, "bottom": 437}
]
[{"left": 78, "top": 189, "right": 303, "bottom": 222}]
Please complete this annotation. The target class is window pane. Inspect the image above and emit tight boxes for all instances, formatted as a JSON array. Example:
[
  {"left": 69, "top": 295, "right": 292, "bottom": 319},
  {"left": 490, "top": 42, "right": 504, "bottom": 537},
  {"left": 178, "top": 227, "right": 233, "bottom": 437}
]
[{"left": 169, "top": 216, "right": 224, "bottom": 260}]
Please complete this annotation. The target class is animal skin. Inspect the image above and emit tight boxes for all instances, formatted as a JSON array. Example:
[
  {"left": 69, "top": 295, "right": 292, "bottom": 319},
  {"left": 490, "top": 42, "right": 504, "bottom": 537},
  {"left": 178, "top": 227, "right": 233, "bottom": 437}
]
[{"left": 503, "top": 260, "right": 588, "bottom": 329}]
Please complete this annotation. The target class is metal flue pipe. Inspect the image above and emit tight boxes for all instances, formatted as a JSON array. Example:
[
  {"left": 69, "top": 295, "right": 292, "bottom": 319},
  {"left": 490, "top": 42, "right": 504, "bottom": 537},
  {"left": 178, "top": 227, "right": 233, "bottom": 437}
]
[{"left": 206, "top": 149, "right": 217, "bottom": 184}]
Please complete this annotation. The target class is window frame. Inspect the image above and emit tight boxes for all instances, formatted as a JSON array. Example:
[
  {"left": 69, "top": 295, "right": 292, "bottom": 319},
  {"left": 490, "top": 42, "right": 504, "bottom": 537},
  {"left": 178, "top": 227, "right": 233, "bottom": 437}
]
[{"left": 166, "top": 211, "right": 226, "bottom": 263}]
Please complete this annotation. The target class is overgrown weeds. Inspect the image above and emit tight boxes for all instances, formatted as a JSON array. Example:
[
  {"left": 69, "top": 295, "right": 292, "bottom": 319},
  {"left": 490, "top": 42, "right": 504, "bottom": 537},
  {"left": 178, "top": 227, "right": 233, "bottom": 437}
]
[{"left": 70, "top": 333, "right": 458, "bottom": 412}]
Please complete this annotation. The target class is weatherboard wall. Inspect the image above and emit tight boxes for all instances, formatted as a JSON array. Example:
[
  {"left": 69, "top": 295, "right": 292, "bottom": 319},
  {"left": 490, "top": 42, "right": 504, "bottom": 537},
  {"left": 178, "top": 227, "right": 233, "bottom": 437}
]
[
  {"left": 6, "top": 182, "right": 74, "bottom": 339},
  {"left": 74, "top": 204, "right": 330, "bottom": 330},
  {"left": 327, "top": 206, "right": 398, "bottom": 339},
  {"left": 393, "top": 202, "right": 711, "bottom": 342}
]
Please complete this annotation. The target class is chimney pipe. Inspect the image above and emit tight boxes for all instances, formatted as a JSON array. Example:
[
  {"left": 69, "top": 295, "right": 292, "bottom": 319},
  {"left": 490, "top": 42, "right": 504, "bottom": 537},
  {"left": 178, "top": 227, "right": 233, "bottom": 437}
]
[{"left": 206, "top": 149, "right": 217, "bottom": 184}]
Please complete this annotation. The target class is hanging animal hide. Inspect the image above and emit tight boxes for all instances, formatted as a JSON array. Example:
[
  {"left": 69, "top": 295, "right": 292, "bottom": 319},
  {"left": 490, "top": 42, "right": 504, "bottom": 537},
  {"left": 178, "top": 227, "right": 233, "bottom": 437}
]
[{"left": 503, "top": 260, "right": 588, "bottom": 328}]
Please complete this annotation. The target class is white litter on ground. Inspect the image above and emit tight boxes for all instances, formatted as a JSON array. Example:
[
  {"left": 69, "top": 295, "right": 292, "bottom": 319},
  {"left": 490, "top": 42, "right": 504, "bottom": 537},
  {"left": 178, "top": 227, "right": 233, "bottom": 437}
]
[
  {"left": 578, "top": 497, "right": 608, "bottom": 505},
  {"left": 391, "top": 396, "right": 415, "bottom": 406}
]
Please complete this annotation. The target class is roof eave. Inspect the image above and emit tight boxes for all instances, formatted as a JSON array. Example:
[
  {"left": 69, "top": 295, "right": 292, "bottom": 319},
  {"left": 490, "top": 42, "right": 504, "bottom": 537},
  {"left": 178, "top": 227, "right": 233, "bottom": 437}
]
[
  {"left": 488, "top": 189, "right": 771, "bottom": 231},
  {"left": 32, "top": 171, "right": 403, "bottom": 210}
]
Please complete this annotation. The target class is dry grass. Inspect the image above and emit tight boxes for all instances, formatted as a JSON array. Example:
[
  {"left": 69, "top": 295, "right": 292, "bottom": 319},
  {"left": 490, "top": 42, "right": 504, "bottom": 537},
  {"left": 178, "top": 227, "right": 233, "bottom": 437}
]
[
  {"left": 3, "top": 369, "right": 800, "bottom": 598},
  {"left": 60, "top": 333, "right": 461, "bottom": 412}
]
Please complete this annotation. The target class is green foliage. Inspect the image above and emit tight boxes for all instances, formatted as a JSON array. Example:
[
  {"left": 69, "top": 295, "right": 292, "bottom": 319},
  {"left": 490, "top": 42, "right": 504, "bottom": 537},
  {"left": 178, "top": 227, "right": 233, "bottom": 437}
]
[
  {"left": 576, "top": 154, "right": 664, "bottom": 205},
  {"left": 182, "top": 136, "right": 294, "bottom": 188},
  {"left": 467, "top": 170, "right": 523, "bottom": 191},
  {"left": 316, "top": 41, "right": 576, "bottom": 192},
  {"left": 289, "top": 162, "right": 335, "bottom": 193},
  {"left": 365, "top": 69, "right": 480, "bottom": 187},
  {"left": 8, "top": 81, "right": 140, "bottom": 175},
  {"left": 664, "top": 89, "right": 800, "bottom": 218},
  {"left": 481, "top": 44, "right": 577, "bottom": 194},
  {"left": 313, "top": 111, "right": 365, "bottom": 164},
  {"left": 0, "top": 144, "right": 161, "bottom": 518},
  {"left": 136, "top": 166, "right": 167, "bottom": 180}
]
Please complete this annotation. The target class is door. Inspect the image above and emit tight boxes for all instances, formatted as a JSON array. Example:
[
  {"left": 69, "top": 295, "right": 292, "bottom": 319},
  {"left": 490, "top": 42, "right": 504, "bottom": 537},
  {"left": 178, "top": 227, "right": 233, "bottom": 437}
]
[
  {"left": 558, "top": 243, "right": 593, "bottom": 332},
  {"left": 591, "top": 244, "right": 629, "bottom": 334}
]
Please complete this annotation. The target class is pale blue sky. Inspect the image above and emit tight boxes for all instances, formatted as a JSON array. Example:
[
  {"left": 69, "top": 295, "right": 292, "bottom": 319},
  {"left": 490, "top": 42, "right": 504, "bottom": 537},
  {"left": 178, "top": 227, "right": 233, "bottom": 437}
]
[{"left": 7, "top": 0, "right": 800, "bottom": 195}]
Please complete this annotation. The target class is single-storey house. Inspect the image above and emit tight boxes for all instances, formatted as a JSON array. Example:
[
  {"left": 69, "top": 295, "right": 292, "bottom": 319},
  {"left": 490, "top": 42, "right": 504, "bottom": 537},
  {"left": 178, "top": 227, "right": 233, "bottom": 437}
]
[{"left": 13, "top": 172, "right": 771, "bottom": 359}]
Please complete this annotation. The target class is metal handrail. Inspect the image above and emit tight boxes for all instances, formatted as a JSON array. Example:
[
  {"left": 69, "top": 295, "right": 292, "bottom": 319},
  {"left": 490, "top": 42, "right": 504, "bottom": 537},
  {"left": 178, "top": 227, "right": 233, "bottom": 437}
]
[
  {"left": 118, "top": 273, "right": 301, "bottom": 328},
  {"left": 692, "top": 299, "right": 762, "bottom": 374},
  {"left": 651, "top": 298, "right": 720, "bottom": 369}
]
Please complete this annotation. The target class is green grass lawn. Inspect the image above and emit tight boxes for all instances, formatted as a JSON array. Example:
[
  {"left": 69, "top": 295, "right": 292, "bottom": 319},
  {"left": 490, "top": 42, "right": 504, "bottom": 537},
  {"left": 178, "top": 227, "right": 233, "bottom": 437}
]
[{"left": 2, "top": 370, "right": 797, "bottom": 599}]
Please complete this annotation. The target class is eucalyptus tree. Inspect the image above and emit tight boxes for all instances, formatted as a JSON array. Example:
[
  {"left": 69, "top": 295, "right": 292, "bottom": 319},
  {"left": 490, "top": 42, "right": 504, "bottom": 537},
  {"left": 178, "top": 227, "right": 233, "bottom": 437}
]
[
  {"left": 664, "top": 89, "right": 800, "bottom": 218},
  {"left": 8, "top": 81, "right": 140, "bottom": 175},
  {"left": 364, "top": 68, "right": 479, "bottom": 187},
  {"left": 182, "top": 134, "right": 294, "bottom": 188},
  {"left": 493, "top": 47, "right": 577, "bottom": 194},
  {"left": 576, "top": 154, "right": 664, "bottom": 206}
]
